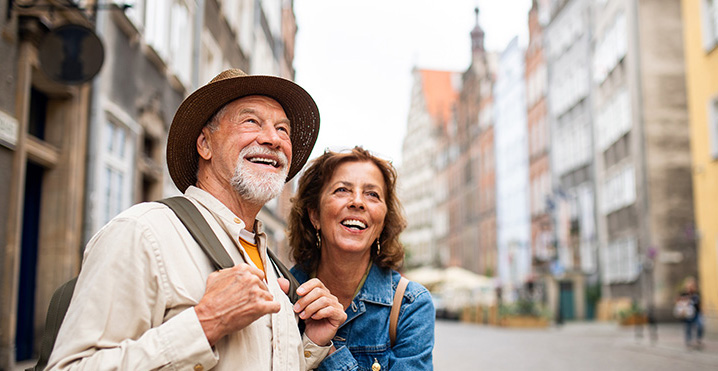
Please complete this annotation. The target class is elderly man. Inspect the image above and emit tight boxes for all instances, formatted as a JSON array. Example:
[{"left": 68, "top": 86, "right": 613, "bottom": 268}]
[{"left": 47, "top": 69, "right": 346, "bottom": 370}]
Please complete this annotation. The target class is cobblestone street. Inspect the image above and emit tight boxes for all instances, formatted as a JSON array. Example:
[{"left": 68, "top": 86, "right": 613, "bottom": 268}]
[{"left": 434, "top": 320, "right": 718, "bottom": 370}]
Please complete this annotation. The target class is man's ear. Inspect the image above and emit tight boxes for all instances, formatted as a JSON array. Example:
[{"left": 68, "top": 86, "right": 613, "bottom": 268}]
[
  {"left": 197, "top": 128, "right": 212, "bottom": 160},
  {"left": 308, "top": 208, "right": 320, "bottom": 230}
]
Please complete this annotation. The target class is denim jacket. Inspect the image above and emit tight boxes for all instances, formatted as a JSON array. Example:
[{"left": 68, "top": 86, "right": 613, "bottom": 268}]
[{"left": 291, "top": 264, "right": 435, "bottom": 371}]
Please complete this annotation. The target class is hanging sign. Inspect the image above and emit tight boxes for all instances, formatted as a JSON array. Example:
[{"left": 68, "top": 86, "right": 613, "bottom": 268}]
[{"left": 38, "top": 24, "right": 105, "bottom": 85}]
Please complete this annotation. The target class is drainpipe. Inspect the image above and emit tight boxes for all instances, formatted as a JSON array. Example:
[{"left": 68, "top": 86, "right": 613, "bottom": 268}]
[{"left": 192, "top": 0, "right": 205, "bottom": 89}]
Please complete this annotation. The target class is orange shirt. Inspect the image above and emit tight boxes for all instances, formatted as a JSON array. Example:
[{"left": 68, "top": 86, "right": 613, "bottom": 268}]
[{"left": 239, "top": 236, "right": 265, "bottom": 274}]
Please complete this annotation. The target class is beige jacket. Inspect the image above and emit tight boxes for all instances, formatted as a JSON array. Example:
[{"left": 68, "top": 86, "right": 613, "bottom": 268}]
[{"left": 47, "top": 186, "right": 329, "bottom": 370}]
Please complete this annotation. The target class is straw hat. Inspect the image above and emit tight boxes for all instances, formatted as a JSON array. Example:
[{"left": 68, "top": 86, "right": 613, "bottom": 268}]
[{"left": 167, "top": 68, "right": 320, "bottom": 192}]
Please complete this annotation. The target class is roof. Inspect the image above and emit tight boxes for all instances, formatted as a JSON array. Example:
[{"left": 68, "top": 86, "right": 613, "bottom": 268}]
[{"left": 419, "top": 69, "right": 460, "bottom": 127}]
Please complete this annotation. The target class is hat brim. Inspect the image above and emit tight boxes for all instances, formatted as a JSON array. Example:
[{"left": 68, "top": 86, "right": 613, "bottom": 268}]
[{"left": 167, "top": 74, "right": 320, "bottom": 192}]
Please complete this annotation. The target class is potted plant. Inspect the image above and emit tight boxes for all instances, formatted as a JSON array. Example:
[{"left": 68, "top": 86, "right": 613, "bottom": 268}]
[
  {"left": 618, "top": 301, "right": 647, "bottom": 326},
  {"left": 498, "top": 299, "right": 550, "bottom": 328}
]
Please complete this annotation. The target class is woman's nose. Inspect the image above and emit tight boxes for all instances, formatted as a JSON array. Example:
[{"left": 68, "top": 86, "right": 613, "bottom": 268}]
[{"left": 348, "top": 193, "right": 365, "bottom": 210}]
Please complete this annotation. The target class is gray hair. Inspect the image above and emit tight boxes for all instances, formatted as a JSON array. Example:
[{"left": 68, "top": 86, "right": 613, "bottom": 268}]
[{"left": 205, "top": 104, "right": 229, "bottom": 132}]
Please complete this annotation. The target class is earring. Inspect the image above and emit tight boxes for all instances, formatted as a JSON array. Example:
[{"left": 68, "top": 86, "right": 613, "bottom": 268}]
[
  {"left": 376, "top": 239, "right": 381, "bottom": 255},
  {"left": 316, "top": 230, "right": 322, "bottom": 250}
]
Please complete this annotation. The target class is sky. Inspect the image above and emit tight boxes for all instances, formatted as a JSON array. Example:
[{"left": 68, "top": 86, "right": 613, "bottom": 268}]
[{"left": 293, "top": 0, "right": 533, "bottom": 166}]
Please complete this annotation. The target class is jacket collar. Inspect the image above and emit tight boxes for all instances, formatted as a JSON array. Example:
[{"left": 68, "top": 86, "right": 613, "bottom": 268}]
[
  {"left": 355, "top": 264, "right": 394, "bottom": 306},
  {"left": 292, "top": 263, "right": 395, "bottom": 306},
  {"left": 292, "top": 263, "right": 395, "bottom": 328}
]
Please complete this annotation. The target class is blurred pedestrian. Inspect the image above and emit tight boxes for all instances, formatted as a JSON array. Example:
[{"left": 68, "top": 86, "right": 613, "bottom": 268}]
[
  {"left": 677, "top": 276, "right": 704, "bottom": 349},
  {"left": 288, "top": 147, "right": 435, "bottom": 370}
]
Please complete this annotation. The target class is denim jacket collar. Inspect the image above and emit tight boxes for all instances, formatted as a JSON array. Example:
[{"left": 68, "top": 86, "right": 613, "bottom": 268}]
[
  {"left": 291, "top": 263, "right": 394, "bottom": 307},
  {"left": 355, "top": 264, "right": 394, "bottom": 306}
]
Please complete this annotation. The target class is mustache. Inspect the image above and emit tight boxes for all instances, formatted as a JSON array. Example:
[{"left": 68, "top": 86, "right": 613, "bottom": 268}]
[{"left": 240, "top": 145, "right": 289, "bottom": 168}]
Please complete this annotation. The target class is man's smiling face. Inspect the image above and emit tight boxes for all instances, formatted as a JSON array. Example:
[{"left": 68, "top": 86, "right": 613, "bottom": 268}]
[{"left": 202, "top": 95, "right": 292, "bottom": 204}]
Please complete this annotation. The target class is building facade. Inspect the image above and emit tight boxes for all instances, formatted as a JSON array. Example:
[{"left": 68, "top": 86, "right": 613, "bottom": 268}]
[
  {"left": 543, "top": 0, "right": 596, "bottom": 321},
  {"left": 494, "top": 36, "right": 531, "bottom": 300},
  {"left": 0, "top": 2, "right": 97, "bottom": 366},
  {"left": 526, "top": 0, "right": 553, "bottom": 297},
  {"left": 399, "top": 69, "right": 459, "bottom": 268},
  {"left": 0, "top": 0, "right": 299, "bottom": 367},
  {"left": 591, "top": 0, "right": 695, "bottom": 320},
  {"left": 681, "top": 0, "right": 718, "bottom": 334}
]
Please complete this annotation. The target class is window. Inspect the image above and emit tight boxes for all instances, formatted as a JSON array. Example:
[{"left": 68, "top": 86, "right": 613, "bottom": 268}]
[
  {"left": 201, "top": 32, "right": 224, "bottom": 85},
  {"left": 601, "top": 165, "right": 636, "bottom": 214},
  {"left": 169, "top": 0, "right": 193, "bottom": 85},
  {"left": 702, "top": 0, "right": 718, "bottom": 50},
  {"left": 102, "top": 120, "right": 135, "bottom": 224},
  {"left": 710, "top": 96, "right": 718, "bottom": 159},
  {"left": 601, "top": 236, "right": 639, "bottom": 283},
  {"left": 145, "top": 0, "right": 170, "bottom": 59},
  {"left": 593, "top": 12, "right": 627, "bottom": 84},
  {"left": 596, "top": 88, "right": 632, "bottom": 150},
  {"left": 145, "top": 0, "right": 194, "bottom": 86}
]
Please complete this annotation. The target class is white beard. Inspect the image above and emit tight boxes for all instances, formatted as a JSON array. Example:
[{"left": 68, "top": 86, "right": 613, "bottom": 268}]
[{"left": 231, "top": 145, "right": 289, "bottom": 204}]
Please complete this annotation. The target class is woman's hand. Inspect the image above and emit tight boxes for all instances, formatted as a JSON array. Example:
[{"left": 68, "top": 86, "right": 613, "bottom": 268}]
[{"left": 285, "top": 278, "right": 347, "bottom": 346}]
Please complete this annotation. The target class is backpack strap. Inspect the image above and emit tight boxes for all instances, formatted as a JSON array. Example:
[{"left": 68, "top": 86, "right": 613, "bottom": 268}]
[
  {"left": 390, "top": 277, "right": 409, "bottom": 347},
  {"left": 158, "top": 197, "right": 234, "bottom": 270},
  {"left": 158, "top": 196, "right": 300, "bottom": 303},
  {"left": 31, "top": 277, "right": 77, "bottom": 371},
  {"left": 266, "top": 247, "right": 301, "bottom": 304}
]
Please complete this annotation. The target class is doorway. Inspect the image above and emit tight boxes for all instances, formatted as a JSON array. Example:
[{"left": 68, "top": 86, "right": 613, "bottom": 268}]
[
  {"left": 15, "top": 161, "right": 44, "bottom": 361},
  {"left": 559, "top": 281, "right": 575, "bottom": 321}
]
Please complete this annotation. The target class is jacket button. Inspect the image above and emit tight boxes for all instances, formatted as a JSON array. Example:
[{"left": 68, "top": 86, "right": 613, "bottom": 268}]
[
  {"left": 194, "top": 364, "right": 204, "bottom": 371},
  {"left": 233, "top": 217, "right": 242, "bottom": 224}
]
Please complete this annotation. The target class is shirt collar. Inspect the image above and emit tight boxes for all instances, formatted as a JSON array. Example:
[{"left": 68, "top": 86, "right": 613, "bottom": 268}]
[
  {"left": 185, "top": 186, "right": 247, "bottom": 229},
  {"left": 184, "top": 186, "right": 267, "bottom": 265},
  {"left": 185, "top": 186, "right": 266, "bottom": 234}
]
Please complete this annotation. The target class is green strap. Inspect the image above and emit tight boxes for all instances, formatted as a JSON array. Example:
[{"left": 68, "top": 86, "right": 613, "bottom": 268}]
[
  {"left": 158, "top": 197, "right": 234, "bottom": 270},
  {"left": 158, "top": 197, "right": 299, "bottom": 303},
  {"left": 266, "top": 247, "right": 301, "bottom": 304},
  {"left": 31, "top": 277, "right": 77, "bottom": 371}
]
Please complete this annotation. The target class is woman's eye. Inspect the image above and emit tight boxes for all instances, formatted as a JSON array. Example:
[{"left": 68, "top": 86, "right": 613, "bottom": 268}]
[
  {"left": 367, "top": 191, "right": 381, "bottom": 199},
  {"left": 335, "top": 187, "right": 349, "bottom": 193}
]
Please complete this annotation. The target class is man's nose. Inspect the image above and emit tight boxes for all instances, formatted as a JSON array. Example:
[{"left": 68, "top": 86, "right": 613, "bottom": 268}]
[{"left": 257, "top": 124, "right": 282, "bottom": 147}]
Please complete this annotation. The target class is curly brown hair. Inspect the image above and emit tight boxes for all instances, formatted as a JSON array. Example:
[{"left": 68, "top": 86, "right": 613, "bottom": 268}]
[{"left": 288, "top": 147, "right": 406, "bottom": 272}]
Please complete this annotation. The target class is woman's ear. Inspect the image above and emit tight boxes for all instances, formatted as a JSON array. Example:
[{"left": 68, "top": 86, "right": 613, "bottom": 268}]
[{"left": 308, "top": 208, "right": 319, "bottom": 230}]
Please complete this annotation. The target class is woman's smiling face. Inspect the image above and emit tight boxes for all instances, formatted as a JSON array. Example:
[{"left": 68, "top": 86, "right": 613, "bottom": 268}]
[{"left": 310, "top": 160, "right": 388, "bottom": 256}]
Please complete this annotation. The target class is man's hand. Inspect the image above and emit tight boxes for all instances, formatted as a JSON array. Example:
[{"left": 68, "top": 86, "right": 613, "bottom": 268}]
[
  {"left": 195, "top": 264, "right": 280, "bottom": 346},
  {"left": 289, "top": 278, "right": 347, "bottom": 347}
]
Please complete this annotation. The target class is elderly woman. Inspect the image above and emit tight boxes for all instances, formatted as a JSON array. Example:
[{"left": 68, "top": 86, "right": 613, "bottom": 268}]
[{"left": 288, "top": 147, "right": 434, "bottom": 370}]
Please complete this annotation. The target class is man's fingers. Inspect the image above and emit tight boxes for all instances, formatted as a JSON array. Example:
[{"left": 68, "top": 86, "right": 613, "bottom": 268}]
[{"left": 231, "top": 263, "right": 266, "bottom": 281}]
